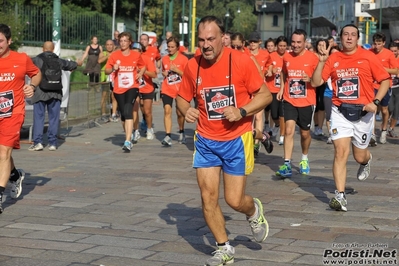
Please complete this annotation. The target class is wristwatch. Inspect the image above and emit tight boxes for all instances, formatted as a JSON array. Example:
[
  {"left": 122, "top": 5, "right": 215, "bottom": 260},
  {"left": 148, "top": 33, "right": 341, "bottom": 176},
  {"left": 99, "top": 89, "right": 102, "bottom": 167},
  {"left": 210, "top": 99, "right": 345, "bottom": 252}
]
[
  {"left": 29, "top": 84, "right": 37, "bottom": 91},
  {"left": 239, "top": 107, "right": 247, "bottom": 118},
  {"left": 373, "top": 99, "right": 380, "bottom": 106}
]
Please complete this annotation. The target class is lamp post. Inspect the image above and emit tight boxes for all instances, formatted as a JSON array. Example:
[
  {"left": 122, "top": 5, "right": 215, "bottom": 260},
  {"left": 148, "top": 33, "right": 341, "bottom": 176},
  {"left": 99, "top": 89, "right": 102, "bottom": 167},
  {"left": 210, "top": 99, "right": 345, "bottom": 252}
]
[
  {"left": 282, "top": 0, "right": 288, "bottom": 37},
  {"left": 307, "top": 0, "right": 312, "bottom": 36},
  {"left": 261, "top": 2, "right": 267, "bottom": 41},
  {"left": 379, "top": 0, "right": 382, "bottom": 31},
  {"left": 163, "top": 0, "right": 167, "bottom": 39},
  {"left": 237, "top": 6, "right": 240, "bottom": 33},
  {"left": 225, "top": 9, "right": 230, "bottom": 32}
]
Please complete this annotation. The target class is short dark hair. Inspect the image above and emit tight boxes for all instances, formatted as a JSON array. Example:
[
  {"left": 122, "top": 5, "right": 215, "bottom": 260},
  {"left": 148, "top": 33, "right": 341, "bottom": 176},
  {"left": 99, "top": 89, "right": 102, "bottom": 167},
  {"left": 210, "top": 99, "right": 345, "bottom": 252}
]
[
  {"left": 197, "top": 16, "right": 225, "bottom": 34},
  {"left": 264, "top": 38, "right": 275, "bottom": 47},
  {"left": 0, "top": 24, "right": 11, "bottom": 40},
  {"left": 292, "top": 29, "right": 307, "bottom": 41},
  {"left": 140, "top": 33, "right": 150, "bottom": 41},
  {"left": 389, "top": 42, "right": 398, "bottom": 49},
  {"left": 119, "top": 32, "right": 133, "bottom": 43},
  {"left": 275, "top": 36, "right": 288, "bottom": 46},
  {"left": 231, "top": 32, "right": 245, "bottom": 43},
  {"left": 372, "top": 32, "right": 386, "bottom": 42},
  {"left": 167, "top": 36, "right": 180, "bottom": 48},
  {"left": 340, "top": 24, "right": 359, "bottom": 38}
]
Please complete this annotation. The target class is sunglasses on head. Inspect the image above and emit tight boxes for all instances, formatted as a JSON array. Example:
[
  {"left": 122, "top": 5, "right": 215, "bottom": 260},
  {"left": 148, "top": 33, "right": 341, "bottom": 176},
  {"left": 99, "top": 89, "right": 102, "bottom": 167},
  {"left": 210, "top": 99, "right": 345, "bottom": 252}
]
[{"left": 231, "top": 45, "right": 243, "bottom": 50}]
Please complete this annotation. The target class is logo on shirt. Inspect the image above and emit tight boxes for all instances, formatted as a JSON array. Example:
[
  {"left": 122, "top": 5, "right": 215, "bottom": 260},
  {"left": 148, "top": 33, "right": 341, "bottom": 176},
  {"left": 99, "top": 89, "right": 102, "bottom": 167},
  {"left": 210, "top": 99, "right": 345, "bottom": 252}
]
[
  {"left": 196, "top": 76, "right": 202, "bottom": 86},
  {"left": 334, "top": 62, "right": 339, "bottom": 68}
]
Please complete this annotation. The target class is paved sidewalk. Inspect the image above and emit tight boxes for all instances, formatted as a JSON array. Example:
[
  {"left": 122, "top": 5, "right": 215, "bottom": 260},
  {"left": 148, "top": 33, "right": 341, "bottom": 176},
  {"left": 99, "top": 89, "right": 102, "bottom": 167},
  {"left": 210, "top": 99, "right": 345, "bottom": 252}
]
[{"left": 1, "top": 102, "right": 398, "bottom": 266}]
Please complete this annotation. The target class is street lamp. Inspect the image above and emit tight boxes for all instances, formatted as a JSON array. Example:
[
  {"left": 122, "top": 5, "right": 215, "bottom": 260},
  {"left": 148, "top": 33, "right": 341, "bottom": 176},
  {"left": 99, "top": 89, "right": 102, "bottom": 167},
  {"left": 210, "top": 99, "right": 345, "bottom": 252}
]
[
  {"left": 282, "top": 0, "right": 288, "bottom": 37},
  {"left": 261, "top": 1, "right": 267, "bottom": 41},
  {"left": 225, "top": 9, "right": 230, "bottom": 31}
]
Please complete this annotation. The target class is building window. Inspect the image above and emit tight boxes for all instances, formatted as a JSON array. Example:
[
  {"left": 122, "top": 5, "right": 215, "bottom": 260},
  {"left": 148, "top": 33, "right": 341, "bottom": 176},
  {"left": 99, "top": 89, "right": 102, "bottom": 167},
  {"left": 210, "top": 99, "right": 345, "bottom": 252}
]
[{"left": 273, "top": 15, "right": 278, "bottom": 26}]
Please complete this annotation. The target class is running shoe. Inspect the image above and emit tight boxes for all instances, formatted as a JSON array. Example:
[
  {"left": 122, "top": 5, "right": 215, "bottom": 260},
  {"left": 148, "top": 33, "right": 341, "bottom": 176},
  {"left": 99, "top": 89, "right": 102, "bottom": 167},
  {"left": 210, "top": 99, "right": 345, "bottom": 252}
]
[
  {"left": 110, "top": 114, "right": 119, "bottom": 122},
  {"left": 326, "top": 136, "right": 333, "bottom": 144},
  {"left": 10, "top": 169, "right": 25, "bottom": 199},
  {"left": 28, "top": 143, "right": 43, "bottom": 151},
  {"left": 369, "top": 134, "right": 377, "bottom": 147},
  {"left": 299, "top": 159, "right": 310, "bottom": 175},
  {"left": 48, "top": 145, "right": 57, "bottom": 151},
  {"left": 146, "top": 128, "right": 154, "bottom": 140},
  {"left": 205, "top": 244, "right": 235, "bottom": 266},
  {"left": 161, "top": 135, "right": 173, "bottom": 146},
  {"left": 388, "top": 128, "right": 398, "bottom": 138},
  {"left": 178, "top": 132, "right": 186, "bottom": 144},
  {"left": 260, "top": 131, "right": 273, "bottom": 153},
  {"left": 122, "top": 141, "right": 133, "bottom": 152},
  {"left": 254, "top": 143, "right": 260, "bottom": 157},
  {"left": 131, "top": 130, "right": 141, "bottom": 144},
  {"left": 247, "top": 198, "right": 269, "bottom": 243},
  {"left": 314, "top": 127, "right": 324, "bottom": 136},
  {"left": 276, "top": 163, "right": 292, "bottom": 177},
  {"left": 329, "top": 190, "right": 347, "bottom": 211},
  {"left": 380, "top": 130, "right": 387, "bottom": 144},
  {"left": 278, "top": 136, "right": 284, "bottom": 145},
  {"left": 357, "top": 153, "right": 372, "bottom": 181}
]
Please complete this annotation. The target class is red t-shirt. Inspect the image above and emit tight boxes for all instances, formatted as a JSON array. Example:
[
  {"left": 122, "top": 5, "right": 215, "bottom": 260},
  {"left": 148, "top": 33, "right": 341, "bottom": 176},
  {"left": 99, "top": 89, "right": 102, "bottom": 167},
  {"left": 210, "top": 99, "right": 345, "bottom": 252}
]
[
  {"left": 251, "top": 49, "right": 270, "bottom": 74},
  {"left": 139, "top": 54, "right": 156, "bottom": 94},
  {"left": 321, "top": 46, "right": 390, "bottom": 106},
  {"left": 282, "top": 50, "right": 319, "bottom": 107},
  {"left": 161, "top": 52, "right": 189, "bottom": 98},
  {"left": 106, "top": 50, "right": 146, "bottom": 94},
  {"left": 142, "top": 46, "right": 161, "bottom": 63},
  {"left": 179, "top": 48, "right": 264, "bottom": 141},
  {"left": 265, "top": 51, "right": 284, "bottom": 93},
  {"left": 371, "top": 48, "right": 398, "bottom": 89},
  {"left": 0, "top": 51, "right": 39, "bottom": 117}
]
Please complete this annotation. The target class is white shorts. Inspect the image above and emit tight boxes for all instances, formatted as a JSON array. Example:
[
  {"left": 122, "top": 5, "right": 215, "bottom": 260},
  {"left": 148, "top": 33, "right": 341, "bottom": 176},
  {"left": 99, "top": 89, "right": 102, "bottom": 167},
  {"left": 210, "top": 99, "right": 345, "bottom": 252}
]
[{"left": 330, "top": 105, "right": 375, "bottom": 149}]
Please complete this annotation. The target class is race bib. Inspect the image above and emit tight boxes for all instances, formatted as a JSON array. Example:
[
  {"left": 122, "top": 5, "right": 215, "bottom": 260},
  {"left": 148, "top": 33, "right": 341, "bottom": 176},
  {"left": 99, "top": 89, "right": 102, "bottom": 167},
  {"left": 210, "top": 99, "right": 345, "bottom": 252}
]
[
  {"left": 289, "top": 79, "right": 306, "bottom": 98},
  {"left": 336, "top": 77, "right": 359, "bottom": 99},
  {"left": 0, "top": 90, "right": 14, "bottom": 118},
  {"left": 167, "top": 71, "right": 182, "bottom": 85},
  {"left": 118, "top": 72, "right": 134, "bottom": 88},
  {"left": 274, "top": 73, "right": 281, "bottom": 88},
  {"left": 204, "top": 85, "right": 235, "bottom": 120}
]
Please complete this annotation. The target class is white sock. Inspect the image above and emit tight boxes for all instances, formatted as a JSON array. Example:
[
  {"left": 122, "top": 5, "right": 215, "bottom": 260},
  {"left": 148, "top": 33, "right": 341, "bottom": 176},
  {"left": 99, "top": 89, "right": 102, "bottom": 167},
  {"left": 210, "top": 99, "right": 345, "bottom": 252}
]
[
  {"left": 247, "top": 201, "right": 259, "bottom": 221},
  {"left": 302, "top": 154, "right": 308, "bottom": 161}
]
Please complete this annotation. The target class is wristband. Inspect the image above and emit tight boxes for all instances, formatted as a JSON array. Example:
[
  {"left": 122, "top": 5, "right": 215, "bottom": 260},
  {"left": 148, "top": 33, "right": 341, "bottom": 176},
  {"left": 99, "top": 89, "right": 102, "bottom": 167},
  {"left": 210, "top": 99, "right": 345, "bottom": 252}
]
[
  {"left": 29, "top": 84, "right": 37, "bottom": 90},
  {"left": 373, "top": 99, "right": 380, "bottom": 106}
]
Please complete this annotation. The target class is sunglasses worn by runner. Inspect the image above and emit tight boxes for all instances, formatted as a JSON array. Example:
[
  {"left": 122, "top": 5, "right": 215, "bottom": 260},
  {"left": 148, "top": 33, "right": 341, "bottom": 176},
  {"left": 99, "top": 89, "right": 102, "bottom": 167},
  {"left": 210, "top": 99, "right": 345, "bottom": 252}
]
[{"left": 231, "top": 45, "right": 242, "bottom": 50}]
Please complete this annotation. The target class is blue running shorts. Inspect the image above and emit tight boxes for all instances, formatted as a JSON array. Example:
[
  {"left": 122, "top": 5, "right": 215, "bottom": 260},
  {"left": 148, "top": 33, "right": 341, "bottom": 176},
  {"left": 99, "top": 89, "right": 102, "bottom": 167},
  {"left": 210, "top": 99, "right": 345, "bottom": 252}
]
[{"left": 193, "top": 131, "right": 254, "bottom": 176}]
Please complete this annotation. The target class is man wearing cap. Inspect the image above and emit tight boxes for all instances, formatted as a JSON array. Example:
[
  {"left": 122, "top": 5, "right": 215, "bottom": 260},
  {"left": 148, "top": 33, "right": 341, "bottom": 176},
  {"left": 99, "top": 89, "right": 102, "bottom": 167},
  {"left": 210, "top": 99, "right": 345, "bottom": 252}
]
[{"left": 248, "top": 31, "right": 271, "bottom": 156}]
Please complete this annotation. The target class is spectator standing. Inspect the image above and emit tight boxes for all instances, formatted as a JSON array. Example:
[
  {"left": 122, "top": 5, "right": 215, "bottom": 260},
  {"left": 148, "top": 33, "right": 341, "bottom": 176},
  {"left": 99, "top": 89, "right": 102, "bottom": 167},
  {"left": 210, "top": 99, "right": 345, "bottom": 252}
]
[
  {"left": 0, "top": 24, "right": 41, "bottom": 212},
  {"left": 80, "top": 35, "right": 102, "bottom": 83},
  {"left": 29, "top": 41, "right": 79, "bottom": 151}
]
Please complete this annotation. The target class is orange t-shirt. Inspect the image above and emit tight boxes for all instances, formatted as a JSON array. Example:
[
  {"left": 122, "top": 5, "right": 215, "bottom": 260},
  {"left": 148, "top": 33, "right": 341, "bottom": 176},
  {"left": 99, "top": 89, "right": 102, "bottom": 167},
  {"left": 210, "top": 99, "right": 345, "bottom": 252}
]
[
  {"left": 179, "top": 48, "right": 264, "bottom": 141},
  {"left": 142, "top": 46, "right": 161, "bottom": 63},
  {"left": 0, "top": 51, "right": 39, "bottom": 117},
  {"left": 251, "top": 49, "right": 270, "bottom": 74},
  {"left": 265, "top": 51, "right": 284, "bottom": 93},
  {"left": 282, "top": 50, "right": 319, "bottom": 107},
  {"left": 321, "top": 46, "right": 390, "bottom": 106},
  {"left": 161, "top": 52, "right": 189, "bottom": 98},
  {"left": 139, "top": 54, "right": 156, "bottom": 94},
  {"left": 105, "top": 50, "right": 146, "bottom": 94},
  {"left": 371, "top": 48, "right": 397, "bottom": 89}
]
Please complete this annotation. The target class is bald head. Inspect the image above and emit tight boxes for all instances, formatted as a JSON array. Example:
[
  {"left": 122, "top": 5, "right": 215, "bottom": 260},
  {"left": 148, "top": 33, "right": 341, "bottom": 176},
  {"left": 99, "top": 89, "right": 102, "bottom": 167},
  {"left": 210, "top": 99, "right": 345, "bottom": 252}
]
[
  {"left": 166, "top": 31, "right": 172, "bottom": 39},
  {"left": 43, "top": 41, "right": 54, "bottom": 52}
]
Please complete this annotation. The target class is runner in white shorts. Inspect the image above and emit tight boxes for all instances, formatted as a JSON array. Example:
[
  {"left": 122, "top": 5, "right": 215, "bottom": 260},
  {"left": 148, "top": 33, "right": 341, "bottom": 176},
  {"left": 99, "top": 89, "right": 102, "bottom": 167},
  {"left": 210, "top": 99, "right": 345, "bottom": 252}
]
[{"left": 311, "top": 24, "right": 390, "bottom": 212}]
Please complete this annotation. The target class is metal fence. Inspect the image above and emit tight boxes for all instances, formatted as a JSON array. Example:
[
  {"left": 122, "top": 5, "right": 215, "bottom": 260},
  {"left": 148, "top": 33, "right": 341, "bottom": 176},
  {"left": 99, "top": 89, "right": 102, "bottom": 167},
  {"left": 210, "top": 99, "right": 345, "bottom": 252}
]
[{"left": 14, "top": 4, "right": 113, "bottom": 49}]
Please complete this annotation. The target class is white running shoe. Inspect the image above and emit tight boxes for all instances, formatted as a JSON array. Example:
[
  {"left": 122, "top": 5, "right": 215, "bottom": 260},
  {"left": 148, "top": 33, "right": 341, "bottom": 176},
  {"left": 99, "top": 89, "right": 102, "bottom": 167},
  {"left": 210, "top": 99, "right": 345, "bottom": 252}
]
[
  {"left": 10, "top": 169, "right": 25, "bottom": 199},
  {"left": 146, "top": 128, "right": 154, "bottom": 140},
  {"left": 357, "top": 154, "right": 372, "bottom": 181}
]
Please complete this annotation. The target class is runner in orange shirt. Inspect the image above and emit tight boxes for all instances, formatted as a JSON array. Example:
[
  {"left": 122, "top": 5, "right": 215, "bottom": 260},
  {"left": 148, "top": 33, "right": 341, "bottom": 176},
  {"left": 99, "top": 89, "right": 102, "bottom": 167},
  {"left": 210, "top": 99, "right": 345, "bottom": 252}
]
[
  {"left": 160, "top": 36, "right": 188, "bottom": 146},
  {"left": 265, "top": 36, "right": 288, "bottom": 145},
  {"left": 131, "top": 43, "right": 157, "bottom": 141},
  {"left": 370, "top": 32, "right": 398, "bottom": 144},
  {"left": 105, "top": 32, "right": 146, "bottom": 152},
  {"left": 0, "top": 24, "right": 41, "bottom": 213},
  {"left": 388, "top": 42, "right": 399, "bottom": 137},
  {"left": 176, "top": 16, "right": 271, "bottom": 265},
  {"left": 248, "top": 31, "right": 271, "bottom": 156},
  {"left": 312, "top": 24, "right": 390, "bottom": 211},
  {"left": 276, "top": 29, "right": 319, "bottom": 177}
]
